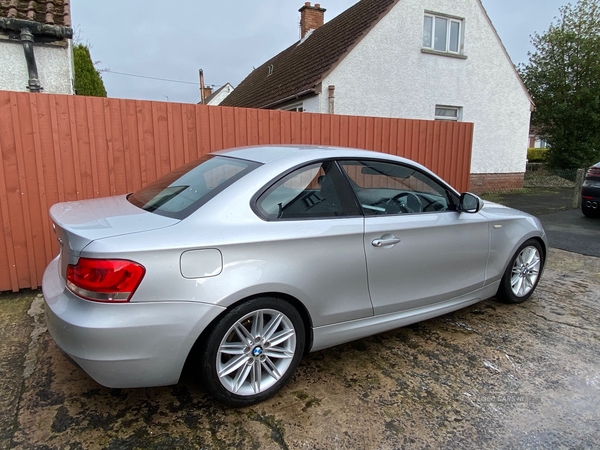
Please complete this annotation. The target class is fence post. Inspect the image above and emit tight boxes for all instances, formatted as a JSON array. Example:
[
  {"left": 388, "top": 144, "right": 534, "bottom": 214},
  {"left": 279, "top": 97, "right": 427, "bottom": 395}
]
[{"left": 573, "top": 168, "right": 585, "bottom": 208}]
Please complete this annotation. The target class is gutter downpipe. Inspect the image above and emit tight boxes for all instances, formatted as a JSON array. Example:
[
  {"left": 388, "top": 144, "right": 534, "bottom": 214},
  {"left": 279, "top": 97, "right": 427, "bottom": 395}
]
[
  {"left": 0, "top": 17, "right": 74, "bottom": 94},
  {"left": 20, "top": 28, "right": 42, "bottom": 92},
  {"left": 328, "top": 85, "right": 335, "bottom": 114}
]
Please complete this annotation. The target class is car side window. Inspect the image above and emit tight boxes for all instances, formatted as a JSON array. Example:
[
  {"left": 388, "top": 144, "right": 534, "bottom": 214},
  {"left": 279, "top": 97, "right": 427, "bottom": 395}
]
[
  {"left": 339, "top": 160, "right": 453, "bottom": 215},
  {"left": 256, "top": 161, "right": 358, "bottom": 220}
]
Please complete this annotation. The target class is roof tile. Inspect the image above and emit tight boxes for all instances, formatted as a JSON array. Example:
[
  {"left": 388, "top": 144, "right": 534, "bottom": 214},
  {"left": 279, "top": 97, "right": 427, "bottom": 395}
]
[
  {"left": 221, "top": 0, "right": 397, "bottom": 109},
  {"left": 0, "top": 0, "right": 71, "bottom": 26}
]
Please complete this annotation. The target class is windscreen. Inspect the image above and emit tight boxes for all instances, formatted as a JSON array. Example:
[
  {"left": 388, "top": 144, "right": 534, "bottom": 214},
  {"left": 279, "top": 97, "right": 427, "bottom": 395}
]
[{"left": 128, "top": 155, "right": 260, "bottom": 219}]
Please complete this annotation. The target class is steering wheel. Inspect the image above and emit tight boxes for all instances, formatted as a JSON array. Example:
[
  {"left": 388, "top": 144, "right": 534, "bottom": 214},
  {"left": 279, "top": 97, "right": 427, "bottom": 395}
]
[{"left": 387, "top": 192, "right": 423, "bottom": 213}]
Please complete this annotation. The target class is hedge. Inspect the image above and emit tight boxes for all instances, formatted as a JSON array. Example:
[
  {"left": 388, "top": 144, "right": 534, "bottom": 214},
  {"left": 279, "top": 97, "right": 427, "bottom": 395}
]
[{"left": 527, "top": 148, "right": 548, "bottom": 162}]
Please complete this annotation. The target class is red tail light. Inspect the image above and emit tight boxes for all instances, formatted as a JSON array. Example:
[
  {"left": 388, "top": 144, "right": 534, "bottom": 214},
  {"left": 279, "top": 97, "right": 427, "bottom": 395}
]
[
  {"left": 588, "top": 167, "right": 600, "bottom": 177},
  {"left": 66, "top": 258, "right": 145, "bottom": 302}
]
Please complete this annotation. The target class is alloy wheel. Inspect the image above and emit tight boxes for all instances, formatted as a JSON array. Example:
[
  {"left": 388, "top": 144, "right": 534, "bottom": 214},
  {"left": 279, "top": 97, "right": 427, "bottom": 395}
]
[
  {"left": 510, "top": 245, "right": 541, "bottom": 297},
  {"left": 216, "top": 309, "right": 296, "bottom": 396}
]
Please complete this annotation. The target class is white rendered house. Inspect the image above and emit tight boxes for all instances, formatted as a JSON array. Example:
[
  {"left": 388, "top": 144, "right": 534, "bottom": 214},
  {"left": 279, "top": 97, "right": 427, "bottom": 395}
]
[
  {"left": 204, "top": 83, "right": 234, "bottom": 106},
  {"left": 222, "top": 0, "right": 533, "bottom": 191}
]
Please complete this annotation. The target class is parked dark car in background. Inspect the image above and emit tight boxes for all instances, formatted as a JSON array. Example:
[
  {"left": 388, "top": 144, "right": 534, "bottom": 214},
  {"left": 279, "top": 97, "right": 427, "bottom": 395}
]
[{"left": 582, "top": 162, "right": 600, "bottom": 218}]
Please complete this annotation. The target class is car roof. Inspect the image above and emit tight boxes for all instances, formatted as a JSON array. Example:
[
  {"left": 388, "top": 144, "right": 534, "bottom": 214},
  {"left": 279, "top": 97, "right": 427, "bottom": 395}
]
[{"left": 212, "top": 144, "right": 414, "bottom": 165}]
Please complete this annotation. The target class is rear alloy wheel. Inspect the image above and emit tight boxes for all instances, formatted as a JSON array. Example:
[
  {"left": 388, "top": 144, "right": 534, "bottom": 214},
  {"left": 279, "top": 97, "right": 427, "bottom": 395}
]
[
  {"left": 199, "top": 297, "right": 305, "bottom": 406},
  {"left": 496, "top": 239, "right": 543, "bottom": 304}
]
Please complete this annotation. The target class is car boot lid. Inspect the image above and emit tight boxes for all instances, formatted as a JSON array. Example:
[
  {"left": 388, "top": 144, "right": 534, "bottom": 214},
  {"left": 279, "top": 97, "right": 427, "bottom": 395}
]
[{"left": 50, "top": 195, "right": 179, "bottom": 255}]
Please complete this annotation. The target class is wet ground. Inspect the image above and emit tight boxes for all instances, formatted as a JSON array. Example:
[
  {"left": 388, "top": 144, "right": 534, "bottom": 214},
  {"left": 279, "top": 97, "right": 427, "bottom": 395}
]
[
  {"left": 538, "top": 209, "right": 600, "bottom": 257},
  {"left": 1, "top": 248, "right": 600, "bottom": 449}
]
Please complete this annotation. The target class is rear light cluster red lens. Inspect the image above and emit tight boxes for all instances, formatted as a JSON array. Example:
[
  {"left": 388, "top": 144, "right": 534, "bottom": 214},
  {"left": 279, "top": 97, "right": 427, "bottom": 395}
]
[
  {"left": 588, "top": 167, "right": 600, "bottom": 177},
  {"left": 66, "top": 258, "right": 146, "bottom": 302}
]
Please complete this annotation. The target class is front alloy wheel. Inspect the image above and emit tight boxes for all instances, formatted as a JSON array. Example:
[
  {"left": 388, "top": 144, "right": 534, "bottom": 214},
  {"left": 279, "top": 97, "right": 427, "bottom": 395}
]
[
  {"left": 509, "top": 245, "right": 541, "bottom": 297},
  {"left": 497, "top": 239, "right": 544, "bottom": 304},
  {"left": 200, "top": 298, "right": 305, "bottom": 406}
]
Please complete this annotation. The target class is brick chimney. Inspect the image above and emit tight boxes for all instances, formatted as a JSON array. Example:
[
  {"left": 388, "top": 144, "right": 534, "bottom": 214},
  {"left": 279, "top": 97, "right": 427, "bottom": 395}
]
[{"left": 299, "top": 2, "right": 326, "bottom": 39}]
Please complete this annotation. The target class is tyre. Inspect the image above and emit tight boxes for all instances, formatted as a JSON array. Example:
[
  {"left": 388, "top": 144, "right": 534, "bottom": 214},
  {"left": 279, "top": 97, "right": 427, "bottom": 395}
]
[
  {"left": 199, "top": 297, "right": 305, "bottom": 406},
  {"left": 496, "top": 239, "right": 544, "bottom": 304},
  {"left": 582, "top": 203, "right": 596, "bottom": 218}
]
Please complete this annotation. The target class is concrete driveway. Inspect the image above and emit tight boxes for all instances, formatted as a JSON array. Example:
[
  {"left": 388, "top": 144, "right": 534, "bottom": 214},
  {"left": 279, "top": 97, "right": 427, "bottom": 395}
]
[{"left": 1, "top": 248, "right": 599, "bottom": 449}]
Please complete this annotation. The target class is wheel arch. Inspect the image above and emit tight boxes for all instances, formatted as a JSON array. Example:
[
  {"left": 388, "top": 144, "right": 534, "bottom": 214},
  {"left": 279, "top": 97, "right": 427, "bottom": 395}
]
[
  {"left": 497, "top": 233, "right": 548, "bottom": 279},
  {"left": 519, "top": 235, "right": 547, "bottom": 271},
  {"left": 495, "top": 235, "right": 546, "bottom": 304},
  {"left": 186, "top": 292, "right": 314, "bottom": 370}
]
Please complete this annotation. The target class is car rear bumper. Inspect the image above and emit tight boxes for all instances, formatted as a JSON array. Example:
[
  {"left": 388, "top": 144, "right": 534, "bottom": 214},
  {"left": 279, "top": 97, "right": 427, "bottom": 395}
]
[
  {"left": 582, "top": 186, "right": 600, "bottom": 213},
  {"left": 42, "top": 256, "right": 226, "bottom": 388},
  {"left": 582, "top": 184, "right": 600, "bottom": 198}
]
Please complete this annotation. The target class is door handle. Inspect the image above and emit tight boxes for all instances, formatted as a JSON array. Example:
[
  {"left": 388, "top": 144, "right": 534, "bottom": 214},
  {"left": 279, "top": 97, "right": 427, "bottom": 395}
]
[{"left": 372, "top": 235, "right": 401, "bottom": 247}]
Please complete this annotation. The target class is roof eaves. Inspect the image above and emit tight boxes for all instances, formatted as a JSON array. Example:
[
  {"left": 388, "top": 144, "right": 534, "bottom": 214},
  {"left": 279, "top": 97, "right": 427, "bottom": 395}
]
[
  {"left": 0, "top": 16, "right": 73, "bottom": 39},
  {"left": 260, "top": 88, "right": 317, "bottom": 109}
]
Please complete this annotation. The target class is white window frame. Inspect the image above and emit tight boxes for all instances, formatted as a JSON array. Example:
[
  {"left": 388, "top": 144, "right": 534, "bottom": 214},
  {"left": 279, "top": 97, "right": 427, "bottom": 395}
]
[
  {"left": 282, "top": 102, "right": 304, "bottom": 112},
  {"left": 435, "top": 105, "right": 462, "bottom": 122},
  {"left": 423, "top": 12, "right": 463, "bottom": 54}
]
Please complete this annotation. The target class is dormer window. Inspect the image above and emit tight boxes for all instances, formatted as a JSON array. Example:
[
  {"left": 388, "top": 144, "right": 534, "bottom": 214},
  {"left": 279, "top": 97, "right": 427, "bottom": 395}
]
[{"left": 423, "top": 12, "right": 463, "bottom": 54}]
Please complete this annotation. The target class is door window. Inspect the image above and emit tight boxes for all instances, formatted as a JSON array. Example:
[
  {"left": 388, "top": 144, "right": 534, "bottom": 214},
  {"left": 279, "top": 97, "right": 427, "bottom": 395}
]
[{"left": 339, "top": 160, "right": 456, "bottom": 215}]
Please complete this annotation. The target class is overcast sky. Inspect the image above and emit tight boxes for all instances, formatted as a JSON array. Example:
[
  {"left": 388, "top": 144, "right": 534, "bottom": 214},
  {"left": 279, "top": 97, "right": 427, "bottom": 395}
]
[{"left": 71, "top": 0, "right": 566, "bottom": 104}]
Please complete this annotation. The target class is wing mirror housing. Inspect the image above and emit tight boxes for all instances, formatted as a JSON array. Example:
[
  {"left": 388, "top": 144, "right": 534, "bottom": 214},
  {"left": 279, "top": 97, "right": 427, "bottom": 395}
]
[{"left": 458, "top": 192, "right": 484, "bottom": 213}]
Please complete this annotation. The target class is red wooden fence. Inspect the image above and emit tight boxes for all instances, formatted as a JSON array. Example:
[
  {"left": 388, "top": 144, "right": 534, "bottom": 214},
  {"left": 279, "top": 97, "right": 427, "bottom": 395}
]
[{"left": 0, "top": 90, "right": 473, "bottom": 291}]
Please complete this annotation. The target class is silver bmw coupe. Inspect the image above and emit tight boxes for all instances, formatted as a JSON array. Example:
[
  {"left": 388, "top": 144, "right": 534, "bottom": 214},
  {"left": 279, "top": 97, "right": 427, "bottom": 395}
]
[{"left": 43, "top": 145, "right": 547, "bottom": 406}]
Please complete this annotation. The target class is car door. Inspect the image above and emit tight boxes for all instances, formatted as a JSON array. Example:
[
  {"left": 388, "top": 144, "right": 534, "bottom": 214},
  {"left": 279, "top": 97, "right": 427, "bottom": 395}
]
[
  {"left": 338, "top": 159, "right": 490, "bottom": 316},
  {"left": 253, "top": 160, "right": 373, "bottom": 326}
]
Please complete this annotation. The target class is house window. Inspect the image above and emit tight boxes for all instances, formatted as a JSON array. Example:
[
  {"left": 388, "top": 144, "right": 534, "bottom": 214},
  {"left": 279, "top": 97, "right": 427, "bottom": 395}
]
[
  {"left": 423, "top": 13, "right": 462, "bottom": 54},
  {"left": 435, "top": 105, "right": 461, "bottom": 121},
  {"left": 282, "top": 103, "right": 304, "bottom": 112}
]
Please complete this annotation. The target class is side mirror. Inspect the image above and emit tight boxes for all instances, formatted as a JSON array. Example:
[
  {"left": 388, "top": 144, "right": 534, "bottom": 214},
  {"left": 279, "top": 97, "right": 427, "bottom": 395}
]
[{"left": 458, "top": 192, "right": 483, "bottom": 213}]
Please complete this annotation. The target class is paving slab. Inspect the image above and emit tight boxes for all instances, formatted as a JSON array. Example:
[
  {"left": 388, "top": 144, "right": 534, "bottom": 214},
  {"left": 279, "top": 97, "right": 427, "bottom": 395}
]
[{"left": 2, "top": 249, "right": 600, "bottom": 449}]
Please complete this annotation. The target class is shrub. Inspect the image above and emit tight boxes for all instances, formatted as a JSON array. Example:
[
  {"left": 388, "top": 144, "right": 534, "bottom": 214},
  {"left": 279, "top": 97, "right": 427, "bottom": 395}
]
[
  {"left": 73, "top": 44, "right": 107, "bottom": 97},
  {"left": 527, "top": 148, "right": 548, "bottom": 162}
]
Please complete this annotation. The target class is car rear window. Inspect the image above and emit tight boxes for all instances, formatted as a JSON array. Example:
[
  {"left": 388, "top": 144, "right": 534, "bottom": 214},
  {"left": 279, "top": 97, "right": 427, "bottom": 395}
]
[{"left": 128, "top": 155, "right": 260, "bottom": 219}]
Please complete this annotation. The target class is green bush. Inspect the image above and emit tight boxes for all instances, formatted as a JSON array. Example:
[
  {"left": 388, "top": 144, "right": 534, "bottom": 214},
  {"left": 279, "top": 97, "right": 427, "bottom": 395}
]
[
  {"left": 527, "top": 148, "right": 548, "bottom": 162},
  {"left": 73, "top": 44, "right": 107, "bottom": 97}
]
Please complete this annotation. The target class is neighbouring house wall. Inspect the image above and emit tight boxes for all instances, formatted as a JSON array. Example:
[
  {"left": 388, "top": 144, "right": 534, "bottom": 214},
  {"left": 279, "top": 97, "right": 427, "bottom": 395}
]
[
  {"left": 300, "top": 95, "right": 320, "bottom": 113},
  {"left": 318, "top": 0, "right": 531, "bottom": 176},
  {"left": 0, "top": 39, "right": 74, "bottom": 94},
  {"left": 207, "top": 84, "right": 234, "bottom": 106},
  {"left": 469, "top": 172, "right": 524, "bottom": 194},
  {"left": 276, "top": 94, "right": 320, "bottom": 113}
]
